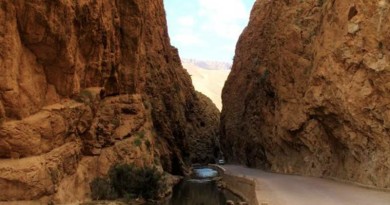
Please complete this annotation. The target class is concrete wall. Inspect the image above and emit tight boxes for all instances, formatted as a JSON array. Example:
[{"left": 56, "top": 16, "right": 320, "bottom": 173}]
[
  {"left": 210, "top": 165, "right": 259, "bottom": 205},
  {"left": 223, "top": 173, "right": 259, "bottom": 205}
]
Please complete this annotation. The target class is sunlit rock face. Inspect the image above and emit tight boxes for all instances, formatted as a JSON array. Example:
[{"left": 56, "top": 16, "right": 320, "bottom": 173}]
[
  {"left": 221, "top": 0, "right": 390, "bottom": 189},
  {"left": 0, "top": 0, "right": 219, "bottom": 203}
]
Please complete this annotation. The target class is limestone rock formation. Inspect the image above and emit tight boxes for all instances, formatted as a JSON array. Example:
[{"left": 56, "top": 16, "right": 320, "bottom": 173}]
[
  {"left": 0, "top": 0, "right": 219, "bottom": 203},
  {"left": 0, "top": 94, "right": 157, "bottom": 202},
  {"left": 221, "top": 0, "right": 390, "bottom": 189}
]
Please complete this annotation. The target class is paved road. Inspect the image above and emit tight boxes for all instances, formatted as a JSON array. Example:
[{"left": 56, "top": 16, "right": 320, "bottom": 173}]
[{"left": 222, "top": 165, "right": 390, "bottom": 205}]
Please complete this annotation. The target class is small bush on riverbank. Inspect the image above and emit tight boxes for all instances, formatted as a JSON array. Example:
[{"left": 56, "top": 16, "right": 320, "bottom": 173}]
[
  {"left": 90, "top": 164, "right": 166, "bottom": 201},
  {"left": 90, "top": 177, "right": 117, "bottom": 200}
]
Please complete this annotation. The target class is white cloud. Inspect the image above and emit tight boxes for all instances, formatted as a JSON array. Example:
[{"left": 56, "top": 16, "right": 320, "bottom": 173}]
[
  {"left": 197, "top": 0, "right": 249, "bottom": 40},
  {"left": 171, "top": 15, "right": 203, "bottom": 47},
  {"left": 173, "top": 33, "right": 204, "bottom": 46},
  {"left": 164, "top": 0, "right": 254, "bottom": 61},
  {"left": 198, "top": 0, "right": 247, "bottom": 20},
  {"left": 177, "top": 16, "right": 196, "bottom": 27}
]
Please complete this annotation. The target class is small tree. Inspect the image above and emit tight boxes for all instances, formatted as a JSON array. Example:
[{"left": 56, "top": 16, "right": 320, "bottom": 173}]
[{"left": 108, "top": 164, "right": 166, "bottom": 200}]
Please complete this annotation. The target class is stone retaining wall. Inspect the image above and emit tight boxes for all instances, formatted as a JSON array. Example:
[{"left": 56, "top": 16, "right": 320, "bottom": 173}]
[{"left": 210, "top": 165, "right": 259, "bottom": 205}]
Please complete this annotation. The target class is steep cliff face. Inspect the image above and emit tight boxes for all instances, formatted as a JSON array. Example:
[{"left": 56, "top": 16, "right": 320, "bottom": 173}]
[
  {"left": 0, "top": 0, "right": 219, "bottom": 202},
  {"left": 189, "top": 92, "right": 220, "bottom": 163},
  {"left": 222, "top": 0, "right": 390, "bottom": 189}
]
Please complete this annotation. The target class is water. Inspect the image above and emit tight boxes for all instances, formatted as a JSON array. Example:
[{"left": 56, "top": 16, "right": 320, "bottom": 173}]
[
  {"left": 192, "top": 168, "right": 219, "bottom": 178},
  {"left": 164, "top": 167, "right": 242, "bottom": 205}
]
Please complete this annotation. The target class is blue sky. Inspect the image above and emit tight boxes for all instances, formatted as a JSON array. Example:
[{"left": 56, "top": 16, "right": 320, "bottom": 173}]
[{"left": 164, "top": 0, "right": 255, "bottom": 62}]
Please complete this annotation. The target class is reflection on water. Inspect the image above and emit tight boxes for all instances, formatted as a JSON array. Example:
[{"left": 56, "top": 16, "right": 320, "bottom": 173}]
[
  {"left": 166, "top": 179, "right": 226, "bottom": 205},
  {"left": 192, "top": 168, "right": 219, "bottom": 178},
  {"left": 164, "top": 167, "right": 241, "bottom": 205}
]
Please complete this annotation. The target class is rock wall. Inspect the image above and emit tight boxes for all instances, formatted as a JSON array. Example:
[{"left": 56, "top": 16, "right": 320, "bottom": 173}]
[
  {"left": 0, "top": 94, "right": 157, "bottom": 202},
  {"left": 221, "top": 0, "right": 390, "bottom": 189},
  {"left": 188, "top": 92, "right": 220, "bottom": 163},
  {"left": 0, "top": 0, "right": 219, "bottom": 202}
]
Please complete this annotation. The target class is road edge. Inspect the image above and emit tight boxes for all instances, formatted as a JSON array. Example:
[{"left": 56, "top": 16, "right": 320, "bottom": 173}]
[{"left": 210, "top": 164, "right": 260, "bottom": 205}]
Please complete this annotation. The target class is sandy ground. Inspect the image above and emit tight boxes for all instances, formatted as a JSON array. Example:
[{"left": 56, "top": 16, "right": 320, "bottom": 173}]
[{"left": 222, "top": 165, "right": 390, "bottom": 205}]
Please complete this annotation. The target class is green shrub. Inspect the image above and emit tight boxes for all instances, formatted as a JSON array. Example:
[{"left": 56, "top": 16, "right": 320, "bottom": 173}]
[
  {"left": 108, "top": 164, "right": 137, "bottom": 198},
  {"left": 133, "top": 166, "right": 165, "bottom": 200},
  {"left": 133, "top": 138, "right": 142, "bottom": 147},
  {"left": 90, "top": 164, "right": 165, "bottom": 201},
  {"left": 90, "top": 177, "right": 117, "bottom": 200},
  {"left": 136, "top": 131, "right": 146, "bottom": 139},
  {"left": 108, "top": 164, "right": 165, "bottom": 200}
]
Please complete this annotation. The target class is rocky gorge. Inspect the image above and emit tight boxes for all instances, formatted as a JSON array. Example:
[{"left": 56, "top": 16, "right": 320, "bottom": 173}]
[
  {"left": 221, "top": 0, "right": 390, "bottom": 189},
  {"left": 2, "top": 0, "right": 390, "bottom": 203},
  {"left": 0, "top": 0, "right": 219, "bottom": 203}
]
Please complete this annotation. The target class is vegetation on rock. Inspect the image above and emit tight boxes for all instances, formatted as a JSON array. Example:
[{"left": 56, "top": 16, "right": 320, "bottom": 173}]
[{"left": 90, "top": 164, "right": 166, "bottom": 201}]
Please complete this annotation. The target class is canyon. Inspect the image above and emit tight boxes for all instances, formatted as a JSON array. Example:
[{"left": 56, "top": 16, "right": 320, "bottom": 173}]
[
  {"left": 2, "top": 0, "right": 390, "bottom": 203},
  {"left": 221, "top": 0, "right": 390, "bottom": 189},
  {"left": 0, "top": 0, "right": 219, "bottom": 203}
]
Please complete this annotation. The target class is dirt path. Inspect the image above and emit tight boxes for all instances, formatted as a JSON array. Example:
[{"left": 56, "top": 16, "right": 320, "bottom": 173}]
[{"left": 222, "top": 165, "right": 390, "bottom": 205}]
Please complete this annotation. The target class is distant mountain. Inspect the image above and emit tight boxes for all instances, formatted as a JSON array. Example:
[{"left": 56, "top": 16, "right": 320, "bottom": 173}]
[
  {"left": 182, "top": 59, "right": 231, "bottom": 110},
  {"left": 182, "top": 59, "right": 231, "bottom": 70}
]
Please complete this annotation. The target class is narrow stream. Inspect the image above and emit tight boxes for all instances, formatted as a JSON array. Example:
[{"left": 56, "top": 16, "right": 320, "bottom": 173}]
[{"left": 164, "top": 167, "right": 242, "bottom": 205}]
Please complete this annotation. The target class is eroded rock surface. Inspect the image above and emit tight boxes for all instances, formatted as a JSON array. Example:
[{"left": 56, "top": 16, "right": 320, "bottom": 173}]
[
  {"left": 0, "top": 94, "right": 158, "bottom": 202},
  {"left": 0, "top": 0, "right": 219, "bottom": 203},
  {"left": 221, "top": 0, "right": 390, "bottom": 189},
  {"left": 188, "top": 92, "right": 220, "bottom": 163}
]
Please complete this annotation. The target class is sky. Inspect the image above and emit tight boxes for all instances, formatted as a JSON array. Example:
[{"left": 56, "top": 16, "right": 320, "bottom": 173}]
[{"left": 164, "top": 0, "right": 255, "bottom": 62}]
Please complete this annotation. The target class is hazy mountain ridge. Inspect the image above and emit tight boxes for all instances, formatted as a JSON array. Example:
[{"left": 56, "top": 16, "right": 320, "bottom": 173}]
[
  {"left": 182, "top": 59, "right": 231, "bottom": 110},
  {"left": 182, "top": 58, "right": 232, "bottom": 70}
]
